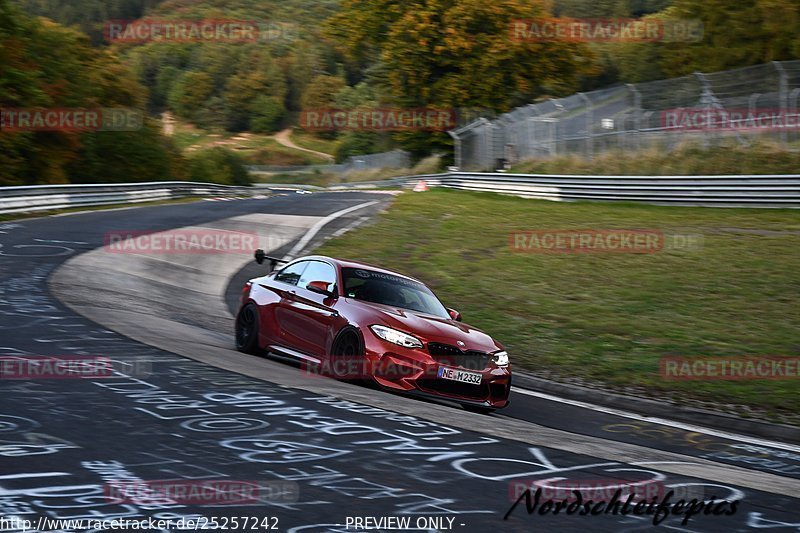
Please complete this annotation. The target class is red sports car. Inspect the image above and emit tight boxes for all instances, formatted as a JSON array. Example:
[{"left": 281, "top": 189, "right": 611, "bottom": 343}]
[{"left": 235, "top": 252, "right": 511, "bottom": 412}]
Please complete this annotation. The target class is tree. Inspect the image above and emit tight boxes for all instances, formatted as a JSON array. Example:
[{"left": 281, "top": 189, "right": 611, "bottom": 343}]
[
  {"left": 250, "top": 96, "right": 286, "bottom": 133},
  {"left": 168, "top": 71, "right": 215, "bottom": 122},
  {"left": 300, "top": 75, "right": 348, "bottom": 109},
  {"left": 325, "top": 0, "right": 597, "bottom": 112},
  {"left": 0, "top": 0, "right": 185, "bottom": 185},
  {"left": 652, "top": 0, "right": 800, "bottom": 77},
  {"left": 188, "top": 147, "right": 251, "bottom": 186}
]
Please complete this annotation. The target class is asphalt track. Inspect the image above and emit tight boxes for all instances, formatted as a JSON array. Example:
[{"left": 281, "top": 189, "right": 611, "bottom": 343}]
[{"left": 0, "top": 192, "right": 798, "bottom": 533}]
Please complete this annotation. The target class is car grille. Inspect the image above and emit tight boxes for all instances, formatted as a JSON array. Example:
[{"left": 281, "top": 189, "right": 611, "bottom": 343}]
[
  {"left": 417, "top": 378, "right": 489, "bottom": 401},
  {"left": 427, "top": 342, "right": 490, "bottom": 371}
]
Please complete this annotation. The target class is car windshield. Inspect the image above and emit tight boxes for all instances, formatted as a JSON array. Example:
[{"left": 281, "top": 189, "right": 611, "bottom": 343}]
[{"left": 342, "top": 268, "right": 449, "bottom": 319}]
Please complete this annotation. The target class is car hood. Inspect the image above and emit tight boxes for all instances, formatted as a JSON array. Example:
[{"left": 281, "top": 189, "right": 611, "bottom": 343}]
[{"left": 349, "top": 299, "right": 501, "bottom": 353}]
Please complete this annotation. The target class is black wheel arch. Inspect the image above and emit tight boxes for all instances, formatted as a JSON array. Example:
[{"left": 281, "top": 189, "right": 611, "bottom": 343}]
[{"left": 331, "top": 325, "right": 364, "bottom": 355}]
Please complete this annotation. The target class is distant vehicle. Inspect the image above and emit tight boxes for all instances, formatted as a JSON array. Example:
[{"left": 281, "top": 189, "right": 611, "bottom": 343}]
[
  {"left": 235, "top": 253, "right": 511, "bottom": 412},
  {"left": 295, "top": 189, "right": 312, "bottom": 195}
]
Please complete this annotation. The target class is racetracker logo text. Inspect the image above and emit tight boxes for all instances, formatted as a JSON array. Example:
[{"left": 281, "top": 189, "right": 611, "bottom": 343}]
[
  {"left": 660, "top": 356, "right": 800, "bottom": 381},
  {"left": 105, "top": 480, "right": 263, "bottom": 505},
  {"left": 662, "top": 108, "right": 800, "bottom": 132},
  {"left": 510, "top": 18, "right": 703, "bottom": 42},
  {"left": 104, "top": 230, "right": 260, "bottom": 255},
  {"left": 510, "top": 230, "right": 663, "bottom": 253},
  {"left": 299, "top": 109, "right": 457, "bottom": 132},
  {"left": 0, "top": 356, "right": 114, "bottom": 379},
  {"left": 104, "top": 19, "right": 265, "bottom": 43},
  {"left": 0, "top": 108, "right": 143, "bottom": 132}
]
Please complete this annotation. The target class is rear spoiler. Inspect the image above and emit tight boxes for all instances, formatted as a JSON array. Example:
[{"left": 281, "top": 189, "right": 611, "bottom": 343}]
[{"left": 254, "top": 249, "right": 288, "bottom": 272}]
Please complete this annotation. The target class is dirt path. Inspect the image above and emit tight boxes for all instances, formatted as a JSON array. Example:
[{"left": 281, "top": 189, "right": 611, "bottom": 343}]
[{"left": 274, "top": 128, "right": 335, "bottom": 162}]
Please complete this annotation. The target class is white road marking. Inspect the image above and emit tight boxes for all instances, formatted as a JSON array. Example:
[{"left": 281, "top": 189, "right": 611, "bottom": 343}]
[
  {"left": 283, "top": 201, "right": 379, "bottom": 260},
  {"left": 511, "top": 386, "right": 800, "bottom": 453},
  {"left": 331, "top": 216, "right": 370, "bottom": 238},
  {"left": 34, "top": 239, "right": 88, "bottom": 245}
]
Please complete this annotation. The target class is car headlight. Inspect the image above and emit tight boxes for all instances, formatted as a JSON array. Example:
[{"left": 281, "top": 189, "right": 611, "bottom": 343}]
[
  {"left": 492, "top": 351, "right": 509, "bottom": 367},
  {"left": 370, "top": 325, "right": 423, "bottom": 349}
]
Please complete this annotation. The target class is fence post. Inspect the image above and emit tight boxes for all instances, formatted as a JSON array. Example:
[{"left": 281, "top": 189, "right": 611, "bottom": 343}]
[
  {"left": 694, "top": 72, "right": 716, "bottom": 148},
  {"left": 448, "top": 130, "right": 462, "bottom": 170},
  {"left": 578, "top": 93, "right": 593, "bottom": 159},
  {"left": 773, "top": 61, "right": 789, "bottom": 147},
  {"left": 627, "top": 83, "right": 642, "bottom": 152}
]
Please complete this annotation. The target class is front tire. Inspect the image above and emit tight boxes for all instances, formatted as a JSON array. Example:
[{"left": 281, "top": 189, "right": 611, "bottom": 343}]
[
  {"left": 235, "top": 303, "right": 260, "bottom": 354},
  {"left": 330, "top": 330, "right": 364, "bottom": 381}
]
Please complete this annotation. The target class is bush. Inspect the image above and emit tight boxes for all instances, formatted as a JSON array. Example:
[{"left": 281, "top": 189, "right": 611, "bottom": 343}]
[
  {"left": 334, "top": 131, "right": 381, "bottom": 163},
  {"left": 251, "top": 96, "right": 286, "bottom": 133},
  {"left": 188, "top": 147, "right": 251, "bottom": 186}
]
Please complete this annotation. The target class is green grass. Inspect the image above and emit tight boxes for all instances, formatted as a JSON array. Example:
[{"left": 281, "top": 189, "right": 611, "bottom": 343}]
[
  {"left": 289, "top": 130, "right": 339, "bottom": 156},
  {"left": 245, "top": 139, "right": 331, "bottom": 165},
  {"left": 170, "top": 120, "right": 330, "bottom": 165},
  {"left": 316, "top": 189, "right": 800, "bottom": 423},
  {"left": 511, "top": 141, "right": 800, "bottom": 176}
]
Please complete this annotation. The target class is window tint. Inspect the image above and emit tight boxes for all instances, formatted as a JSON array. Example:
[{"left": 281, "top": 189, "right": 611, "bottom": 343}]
[
  {"left": 274, "top": 261, "right": 308, "bottom": 286},
  {"left": 298, "top": 261, "right": 337, "bottom": 292},
  {"left": 342, "top": 268, "right": 449, "bottom": 318}
]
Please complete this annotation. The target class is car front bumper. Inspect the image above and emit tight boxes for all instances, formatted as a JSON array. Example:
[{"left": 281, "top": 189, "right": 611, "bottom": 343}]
[{"left": 362, "top": 341, "right": 512, "bottom": 409}]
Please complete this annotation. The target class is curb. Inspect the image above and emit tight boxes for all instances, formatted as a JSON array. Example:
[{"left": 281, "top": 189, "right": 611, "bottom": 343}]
[{"left": 512, "top": 372, "right": 800, "bottom": 445}]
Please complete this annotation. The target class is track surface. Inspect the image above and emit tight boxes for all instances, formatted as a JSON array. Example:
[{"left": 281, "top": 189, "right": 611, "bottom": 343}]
[{"left": 0, "top": 193, "right": 798, "bottom": 532}]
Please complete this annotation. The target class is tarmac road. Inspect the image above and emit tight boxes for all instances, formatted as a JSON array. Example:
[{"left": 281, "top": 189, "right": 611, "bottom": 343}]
[{"left": 0, "top": 192, "right": 798, "bottom": 532}]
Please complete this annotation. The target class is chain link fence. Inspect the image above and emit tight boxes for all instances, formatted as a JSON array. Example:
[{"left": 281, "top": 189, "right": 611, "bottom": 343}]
[{"left": 452, "top": 61, "right": 800, "bottom": 171}]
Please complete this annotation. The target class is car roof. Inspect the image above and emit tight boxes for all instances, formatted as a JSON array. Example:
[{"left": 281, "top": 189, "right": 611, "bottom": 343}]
[{"left": 297, "top": 255, "right": 425, "bottom": 285}]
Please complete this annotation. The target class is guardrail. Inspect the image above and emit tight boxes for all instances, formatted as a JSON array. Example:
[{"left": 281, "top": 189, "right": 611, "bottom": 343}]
[
  {"left": 2, "top": 173, "right": 798, "bottom": 214},
  {"left": 0, "top": 182, "right": 257, "bottom": 215},
  {"left": 366, "top": 172, "right": 800, "bottom": 208}
]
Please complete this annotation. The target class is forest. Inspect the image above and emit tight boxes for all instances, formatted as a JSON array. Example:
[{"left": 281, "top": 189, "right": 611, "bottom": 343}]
[{"left": 1, "top": 0, "right": 798, "bottom": 185}]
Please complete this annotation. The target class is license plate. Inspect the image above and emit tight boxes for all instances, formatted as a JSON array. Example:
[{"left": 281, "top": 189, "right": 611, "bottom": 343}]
[{"left": 437, "top": 366, "right": 482, "bottom": 385}]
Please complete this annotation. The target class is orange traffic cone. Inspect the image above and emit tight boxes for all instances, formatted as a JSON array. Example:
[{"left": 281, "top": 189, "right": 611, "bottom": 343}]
[{"left": 413, "top": 180, "right": 429, "bottom": 192}]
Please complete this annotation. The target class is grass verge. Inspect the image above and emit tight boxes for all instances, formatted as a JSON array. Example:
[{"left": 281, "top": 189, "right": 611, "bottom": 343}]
[
  {"left": 315, "top": 189, "right": 800, "bottom": 424},
  {"left": 511, "top": 141, "right": 800, "bottom": 175}
]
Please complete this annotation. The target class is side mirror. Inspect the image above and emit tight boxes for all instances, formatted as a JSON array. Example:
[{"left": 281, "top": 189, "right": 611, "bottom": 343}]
[
  {"left": 307, "top": 281, "right": 337, "bottom": 299},
  {"left": 447, "top": 308, "right": 462, "bottom": 322}
]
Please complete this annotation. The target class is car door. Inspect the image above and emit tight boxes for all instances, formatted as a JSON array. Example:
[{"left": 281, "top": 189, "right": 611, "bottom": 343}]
[
  {"left": 268, "top": 260, "right": 309, "bottom": 349},
  {"left": 278, "top": 260, "right": 341, "bottom": 358}
]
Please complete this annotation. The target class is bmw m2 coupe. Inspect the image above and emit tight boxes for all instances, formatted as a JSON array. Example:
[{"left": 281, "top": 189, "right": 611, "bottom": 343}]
[{"left": 235, "top": 253, "right": 511, "bottom": 412}]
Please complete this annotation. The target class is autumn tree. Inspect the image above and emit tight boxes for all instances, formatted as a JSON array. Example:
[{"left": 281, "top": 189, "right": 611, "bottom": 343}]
[
  {"left": 325, "top": 0, "right": 596, "bottom": 112},
  {"left": 0, "top": 0, "right": 184, "bottom": 185}
]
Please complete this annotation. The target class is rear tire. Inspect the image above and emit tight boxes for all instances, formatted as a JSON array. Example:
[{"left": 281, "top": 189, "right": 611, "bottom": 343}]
[{"left": 235, "top": 303, "right": 260, "bottom": 354}]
